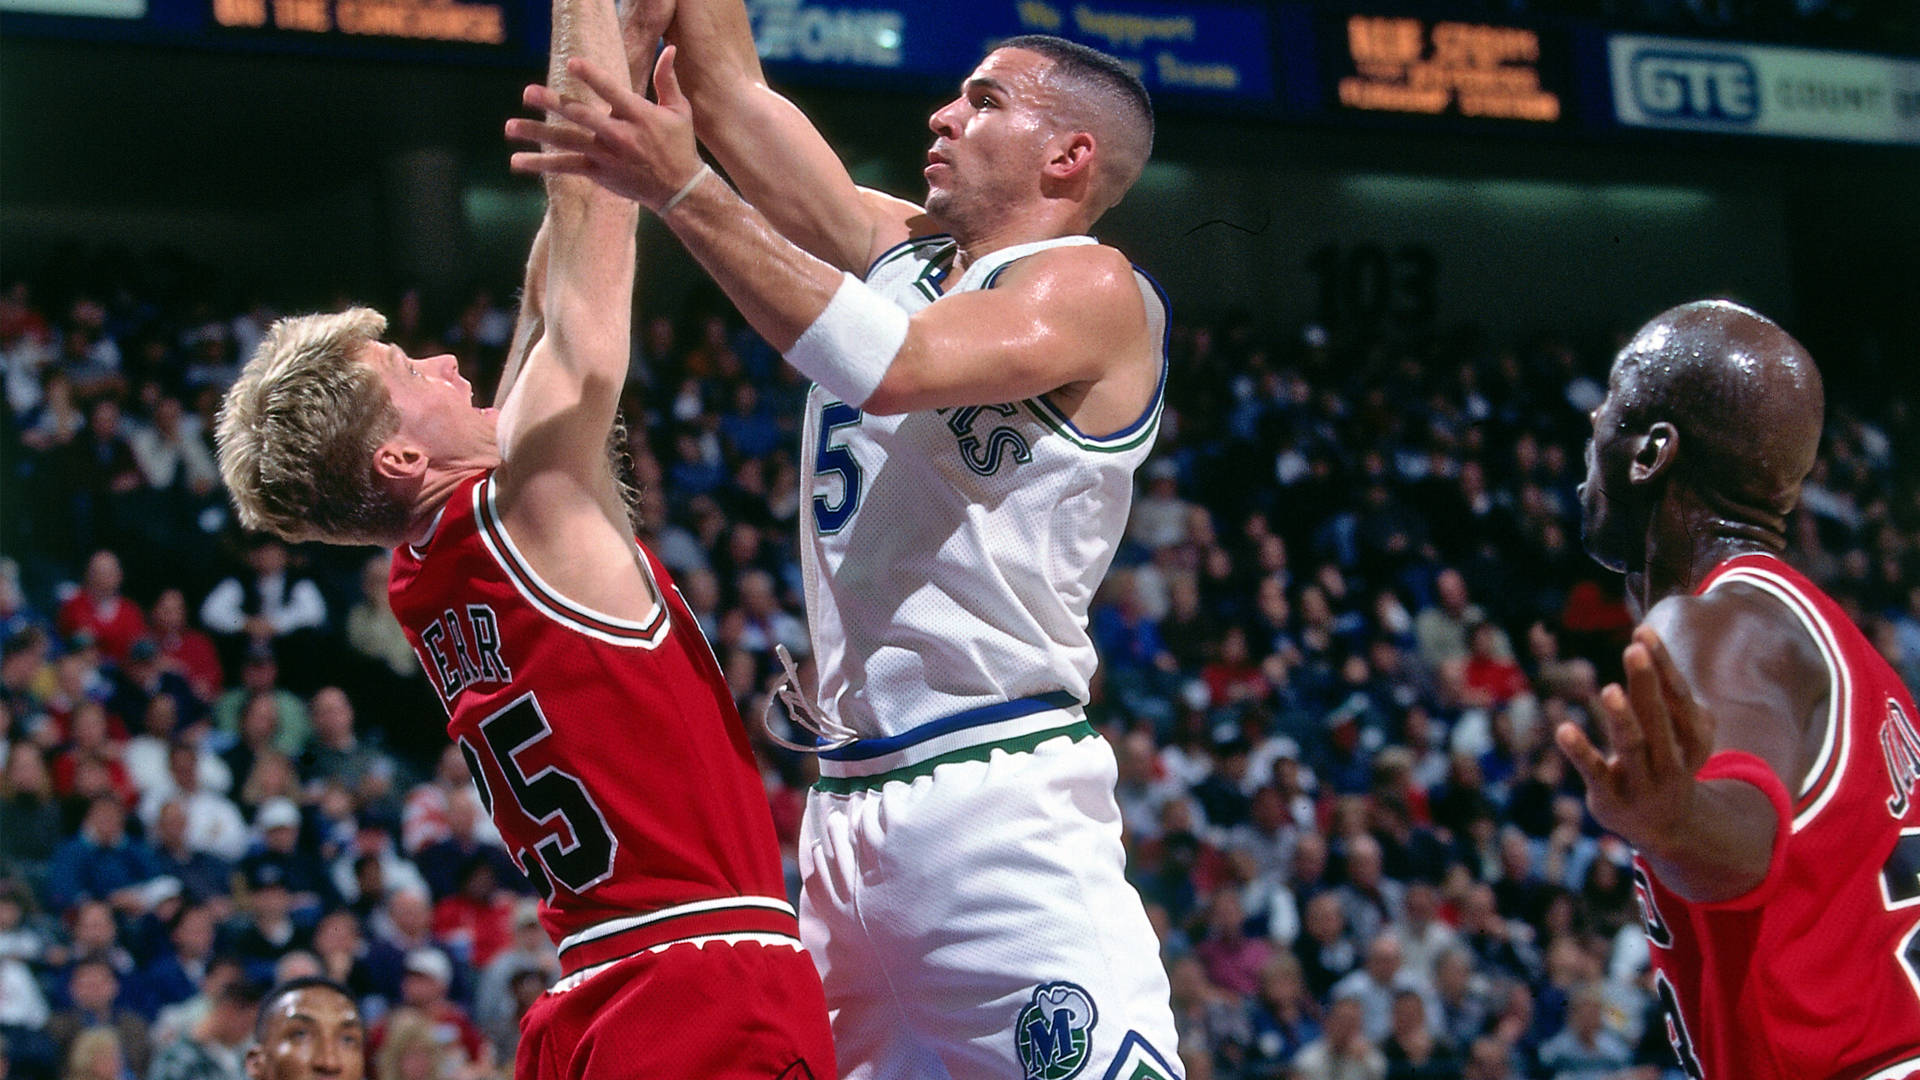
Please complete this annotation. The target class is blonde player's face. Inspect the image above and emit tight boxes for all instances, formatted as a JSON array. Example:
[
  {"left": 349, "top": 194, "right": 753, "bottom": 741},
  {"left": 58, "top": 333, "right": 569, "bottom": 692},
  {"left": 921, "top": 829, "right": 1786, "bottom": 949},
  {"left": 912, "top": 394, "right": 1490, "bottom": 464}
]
[
  {"left": 924, "top": 48, "right": 1061, "bottom": 223},
  {"left": 364, "top": 341, "right": 499, "bottom": 466}
]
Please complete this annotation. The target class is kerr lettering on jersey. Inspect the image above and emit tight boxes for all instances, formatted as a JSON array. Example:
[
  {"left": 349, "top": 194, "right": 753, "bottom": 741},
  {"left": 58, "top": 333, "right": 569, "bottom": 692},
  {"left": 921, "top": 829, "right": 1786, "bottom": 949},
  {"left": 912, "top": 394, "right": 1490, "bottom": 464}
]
[
  {"left": 415, "top": 604, "right": 513, "bottom": 703},
  {"left": 1885, "top": 699, "right": 1920, "bottom": 818}
]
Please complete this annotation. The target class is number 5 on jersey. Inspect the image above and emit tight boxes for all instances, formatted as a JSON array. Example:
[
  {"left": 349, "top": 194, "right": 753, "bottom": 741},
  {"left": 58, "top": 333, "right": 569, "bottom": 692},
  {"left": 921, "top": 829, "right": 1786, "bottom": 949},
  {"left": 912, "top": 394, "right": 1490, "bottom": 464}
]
[
  {"left": 813, "top": 401, "right": 863, "bottom": 534},
  {"left": 458, "top": 693, "right": 618, "bottom": 900}
]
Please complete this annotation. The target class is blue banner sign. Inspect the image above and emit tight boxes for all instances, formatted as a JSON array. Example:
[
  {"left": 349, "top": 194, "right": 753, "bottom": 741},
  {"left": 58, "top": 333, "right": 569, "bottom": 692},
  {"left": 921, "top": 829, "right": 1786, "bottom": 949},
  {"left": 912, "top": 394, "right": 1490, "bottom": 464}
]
[{"left": 746, "top": 0, "right": 1276, "bottom": 100}]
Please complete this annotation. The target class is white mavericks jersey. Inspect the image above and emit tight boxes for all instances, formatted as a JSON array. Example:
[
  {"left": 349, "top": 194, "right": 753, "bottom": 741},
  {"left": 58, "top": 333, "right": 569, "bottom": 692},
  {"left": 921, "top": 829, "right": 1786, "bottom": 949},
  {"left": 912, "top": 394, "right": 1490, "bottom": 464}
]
[{"left": 797, "top": 233, "right": 1170, "bottom": 740}]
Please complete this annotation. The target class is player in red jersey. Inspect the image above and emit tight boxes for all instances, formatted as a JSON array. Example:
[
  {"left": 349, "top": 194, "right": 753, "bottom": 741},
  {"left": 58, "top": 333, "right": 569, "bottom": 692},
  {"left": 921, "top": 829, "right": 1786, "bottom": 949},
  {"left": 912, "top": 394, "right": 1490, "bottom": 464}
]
[
  {"left": 208, "top": 0, "right": 834, "bottom": 1074},
  {"left": 1560, "top": 299, "right": 1920, "bottom": 1080}
]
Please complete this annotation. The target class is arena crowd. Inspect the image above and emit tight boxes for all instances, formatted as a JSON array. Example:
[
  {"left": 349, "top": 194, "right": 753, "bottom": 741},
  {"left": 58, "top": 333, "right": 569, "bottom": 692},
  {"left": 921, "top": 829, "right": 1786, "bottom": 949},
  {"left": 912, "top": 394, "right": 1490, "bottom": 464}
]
[{"left": 2, "top": 250, "right": 1915, "bottom": 1080}]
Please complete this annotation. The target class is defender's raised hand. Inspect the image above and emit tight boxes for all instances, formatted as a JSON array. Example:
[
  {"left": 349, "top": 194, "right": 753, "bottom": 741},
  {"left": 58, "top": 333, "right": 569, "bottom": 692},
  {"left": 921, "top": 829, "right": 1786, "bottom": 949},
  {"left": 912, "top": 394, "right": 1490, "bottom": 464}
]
[
  {"left": 1556, "top": 625, "right": 1717, "bottom": 858},
  {"left": 507, "top": 45, "right": 707, "bottom": 214}
]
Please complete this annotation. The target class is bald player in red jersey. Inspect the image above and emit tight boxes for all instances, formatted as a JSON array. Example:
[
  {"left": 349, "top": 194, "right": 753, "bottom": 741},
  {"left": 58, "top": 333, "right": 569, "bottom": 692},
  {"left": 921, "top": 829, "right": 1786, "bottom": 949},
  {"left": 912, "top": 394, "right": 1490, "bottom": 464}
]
[
  {"left": 1561, "top": 300, "right": 1920, "bottom": 1080},
  {"left": 209, "top": 0, "right": 833, "bottom": 1075}
]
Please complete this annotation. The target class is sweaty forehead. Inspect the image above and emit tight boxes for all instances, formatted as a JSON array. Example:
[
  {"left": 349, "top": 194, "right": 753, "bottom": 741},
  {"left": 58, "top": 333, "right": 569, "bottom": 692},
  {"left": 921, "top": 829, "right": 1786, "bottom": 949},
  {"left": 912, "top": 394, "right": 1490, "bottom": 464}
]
[
  {"left": 266, "top": 989, "right": 360, "bottom": 1034},
  {"left": 973, "top": 48, "right": 1057, "bottom": 97}
]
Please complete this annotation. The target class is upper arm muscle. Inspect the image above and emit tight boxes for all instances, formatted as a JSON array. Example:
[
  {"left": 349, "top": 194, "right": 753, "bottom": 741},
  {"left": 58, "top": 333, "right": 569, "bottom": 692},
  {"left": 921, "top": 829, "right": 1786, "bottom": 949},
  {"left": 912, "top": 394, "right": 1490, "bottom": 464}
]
[
  {"left": 866, "top": 245, "right": 1151, "bottom": 415},
  {"left": 1647, "top": 585, "right": 1830, "bottom": 792}
]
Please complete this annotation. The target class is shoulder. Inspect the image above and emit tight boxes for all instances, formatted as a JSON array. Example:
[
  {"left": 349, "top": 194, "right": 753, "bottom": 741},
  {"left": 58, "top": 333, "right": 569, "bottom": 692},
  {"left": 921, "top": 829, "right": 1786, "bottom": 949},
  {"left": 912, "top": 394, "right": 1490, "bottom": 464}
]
[
  {"left": 999, "top": 242, "right": 1138, "bottom": 290},
  {"left": 994, "top": 245, "right": 1149, "bottom": 324},
  {"left": 1644, "top": 582, "right": 1829, "bottom": 738},
  {"left": 1646, "top": 582, "right": 1826, "bottom": 683}
]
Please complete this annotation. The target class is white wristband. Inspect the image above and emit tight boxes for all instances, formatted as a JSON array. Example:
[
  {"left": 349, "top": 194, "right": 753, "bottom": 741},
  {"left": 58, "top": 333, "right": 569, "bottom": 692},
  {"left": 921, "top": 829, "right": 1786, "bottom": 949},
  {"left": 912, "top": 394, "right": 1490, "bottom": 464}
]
[
  {"left": 784, "top": 272, "right": 907, "bottom": 408},
  {"left": 660, "top": 163, "right": 712, "bottom": 216}
]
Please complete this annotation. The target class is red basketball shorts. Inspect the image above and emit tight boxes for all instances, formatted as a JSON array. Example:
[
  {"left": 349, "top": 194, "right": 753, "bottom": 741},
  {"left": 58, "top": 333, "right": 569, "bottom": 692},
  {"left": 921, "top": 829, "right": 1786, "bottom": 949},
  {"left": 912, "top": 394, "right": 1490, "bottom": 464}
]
[{"left": 514, "top": 939, "right": 836, "bottom": 1079}]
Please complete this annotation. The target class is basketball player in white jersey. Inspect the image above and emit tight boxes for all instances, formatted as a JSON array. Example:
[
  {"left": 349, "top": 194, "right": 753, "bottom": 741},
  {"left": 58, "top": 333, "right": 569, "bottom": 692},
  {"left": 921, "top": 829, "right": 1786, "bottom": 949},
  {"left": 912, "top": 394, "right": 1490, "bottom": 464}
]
[{"left": 507, "top": 5, "right": 1180, "bottom": 1076}]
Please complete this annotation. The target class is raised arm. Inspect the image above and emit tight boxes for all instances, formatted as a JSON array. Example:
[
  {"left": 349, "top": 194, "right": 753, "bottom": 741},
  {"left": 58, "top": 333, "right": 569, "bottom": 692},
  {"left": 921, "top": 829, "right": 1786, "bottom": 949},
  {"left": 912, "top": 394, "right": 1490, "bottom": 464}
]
[
  {"left": 491, "top": 0, "right": 644, "bottom": 549},
  {"left": 633, "top": 0, "right": 917, "bottom": 272},
  {"left": 1555, "top": 592, "right": 1825, "bottom": 904},
  {"left": 490, "top": 218, "right": 549, "bottom": 407},
  {"left": 508, "top": 55, "right": 1154, "bottom": 420}
]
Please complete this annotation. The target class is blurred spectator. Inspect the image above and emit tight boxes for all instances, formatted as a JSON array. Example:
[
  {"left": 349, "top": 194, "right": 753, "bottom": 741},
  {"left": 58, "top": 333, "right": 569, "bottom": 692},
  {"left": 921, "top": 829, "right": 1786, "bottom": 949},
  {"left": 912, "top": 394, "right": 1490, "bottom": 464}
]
[
  {"left": 1413, "top": 570, "right": 1507, "bottom": 673},
  {"left": 429, "top": 857, "right": 514, "bottom": 971},
  {"left": 46, "top": 960, "right": 149, "bottom": 1079},
  {"left": 55, "top": 553, "right": 145, "bottom": 666},
  {"left": 137, "top": 744, "right": 248, "bottom": 863},
  {"left": 400, "top": 746, "right": 496, "bottom": 857},
  {"left": 148, "top": 798, "right": 234, "bottom": 906},
  {"left": 46, "top": 796, "right": 163, "bottom": 914},
  {"left": 1196, "top": 890, "right": 1273, "bottom": 998},
  {"left": 1537, "top": 984, "right": 1631, "bottom": 1080},
  {"left": 59, "top": 1026, "right": 132, "bottom": 1080},
  {"left": 1, "top": 743, "right": 64, "bottom": 890},
  {"left": 124, "top": 698, "right": 229, "bottom": 810},
  {"left": 1380, "top": 988, "right": 1460, "bottom": 1080},
  {"left": 414, "top": 799, "right": 519, "bottom": 904},
  {"left": 1296, "top": 891, "right": 1361, "bottom": 1003},
  {"left": 142, "top": 903, "right": 223, "bottom": 1017},
  {"left": 1330, "top": 933, "right": 1439, "bottom": 1045},
  {"left": 340, "top": 552, "right": 419, "bottom": 689},
  {"left": 732, "top": 569, "right": 808, "bottom": 658},
  {"left": 227, "top": 860, "right": 311, "bottom": 985},
  {"left": 471, "top": 901, "right": 558, "bottom": 1059},
  {"left": 146, "top": 590, "right": 224, "bottom": 704},
  {"left": 297, "top": 687, "right": 395, "bottom": 816},
  {"left": 1291, "top": 993, "right": 1385, "bottom": 1080},
  {"left": 145, "top": 976, "right": 262, "bottom": 1080},
  {"left": 373, "top": 950, "right": 489, "bottom": 1076},
  {"left": 238, "top": 797, "right": 331, "bottom": 913},
  {"left": 199, "top": 537, "right": 326, "bottom": 689},
  {"left": 209, "top": 649, "right": 308, "bottom": 760},
  {"left": 1239, "top": 953, "right": 1322, "bottom": 1076},
  {"left": 1431, "top": 947, "right": 1496, "bottom": 1050},
  {"left": 67, "top": 400, "right": 145, "bottom": 554}
]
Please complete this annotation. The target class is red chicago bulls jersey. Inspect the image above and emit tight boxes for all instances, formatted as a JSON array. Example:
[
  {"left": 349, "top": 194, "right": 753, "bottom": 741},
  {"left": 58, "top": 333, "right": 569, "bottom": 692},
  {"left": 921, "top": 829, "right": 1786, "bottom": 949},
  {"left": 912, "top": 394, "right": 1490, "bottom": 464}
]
[
  {"left": 389, "top": 471, "right": 797, "bottom": 976},
  {"left": 1635, "top": 552, "right": 1920, "bottom": 1080}
]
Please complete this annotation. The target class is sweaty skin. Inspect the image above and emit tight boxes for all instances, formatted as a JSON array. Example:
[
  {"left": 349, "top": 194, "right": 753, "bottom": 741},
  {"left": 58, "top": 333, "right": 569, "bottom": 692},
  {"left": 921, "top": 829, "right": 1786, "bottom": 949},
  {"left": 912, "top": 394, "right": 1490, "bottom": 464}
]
[{"left": 1560, "top": 300, "right": 1825, "bottom": 904}]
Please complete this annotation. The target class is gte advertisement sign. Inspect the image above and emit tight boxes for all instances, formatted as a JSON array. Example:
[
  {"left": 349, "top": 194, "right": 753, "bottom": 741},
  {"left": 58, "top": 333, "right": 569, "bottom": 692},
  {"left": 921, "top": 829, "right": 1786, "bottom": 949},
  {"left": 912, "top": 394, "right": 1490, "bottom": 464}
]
[{"left": 1610, "top": 34, "right": 1920, "bottom": 145}]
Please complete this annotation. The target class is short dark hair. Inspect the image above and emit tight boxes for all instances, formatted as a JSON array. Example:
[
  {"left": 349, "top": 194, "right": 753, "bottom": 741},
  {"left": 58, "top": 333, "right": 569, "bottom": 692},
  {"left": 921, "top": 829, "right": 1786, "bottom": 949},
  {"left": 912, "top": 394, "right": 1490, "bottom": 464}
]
[
  {"left": 221, "top": 975, "right": 270, "bottom": 1011},
  {"left": 993, "top": 34, "right": 1155, "bottom": 210},
  {"left": 255, "top": 976, "right": 356, "bottom": 1040},
  {"left": 997, "top": 34, "right": 1152, "bottom": 130}
]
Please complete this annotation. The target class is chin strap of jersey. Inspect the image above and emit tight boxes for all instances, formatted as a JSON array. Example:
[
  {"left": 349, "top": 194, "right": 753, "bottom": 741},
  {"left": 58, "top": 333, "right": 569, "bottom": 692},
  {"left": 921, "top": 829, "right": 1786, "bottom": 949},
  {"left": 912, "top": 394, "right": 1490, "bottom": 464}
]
[{"left": 762, "top": 644, "right": 860, "bottom": 754}]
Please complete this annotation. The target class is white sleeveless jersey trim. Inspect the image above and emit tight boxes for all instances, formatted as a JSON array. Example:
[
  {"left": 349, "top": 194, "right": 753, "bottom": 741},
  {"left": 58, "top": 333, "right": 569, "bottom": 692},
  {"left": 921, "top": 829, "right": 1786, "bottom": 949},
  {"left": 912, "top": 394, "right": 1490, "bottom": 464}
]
[
  {"left": 1022, "top": 268, "right": 1172, "bottom": 451},
  {"left": 1703, "top": 564, "right": 1850, "bottom": 832},
  {"left": 471, "top": 476, "right": 671, "bottom": 649},
  {"left": 805, "top": 233, "right": 1168, "bottom": 740}
]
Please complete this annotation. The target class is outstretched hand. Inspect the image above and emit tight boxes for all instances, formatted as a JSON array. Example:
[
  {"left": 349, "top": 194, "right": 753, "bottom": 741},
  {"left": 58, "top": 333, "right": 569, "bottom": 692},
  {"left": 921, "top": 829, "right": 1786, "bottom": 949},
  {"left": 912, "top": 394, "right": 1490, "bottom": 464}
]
[
  {"left": 1556, "top": 625, "right": 1716, "bottom": 858},
  {"left": 505, "top": 45, "right": 705, "bottom": 213}
]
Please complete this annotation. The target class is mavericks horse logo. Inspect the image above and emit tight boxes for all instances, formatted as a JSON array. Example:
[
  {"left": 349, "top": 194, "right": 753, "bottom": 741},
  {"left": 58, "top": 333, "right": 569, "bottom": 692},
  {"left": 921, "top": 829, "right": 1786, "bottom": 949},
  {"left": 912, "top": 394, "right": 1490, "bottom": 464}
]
[{"left": 1014, "top": 981, "right": 1098, "bottom": 1080}]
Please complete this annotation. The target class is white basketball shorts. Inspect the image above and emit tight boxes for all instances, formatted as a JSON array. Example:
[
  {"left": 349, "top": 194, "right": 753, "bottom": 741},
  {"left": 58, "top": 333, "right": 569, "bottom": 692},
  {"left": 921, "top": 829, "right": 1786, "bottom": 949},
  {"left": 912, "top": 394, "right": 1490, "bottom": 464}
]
[{"left": 799, "top": 697, "right": 1184, "bottom": 1080}]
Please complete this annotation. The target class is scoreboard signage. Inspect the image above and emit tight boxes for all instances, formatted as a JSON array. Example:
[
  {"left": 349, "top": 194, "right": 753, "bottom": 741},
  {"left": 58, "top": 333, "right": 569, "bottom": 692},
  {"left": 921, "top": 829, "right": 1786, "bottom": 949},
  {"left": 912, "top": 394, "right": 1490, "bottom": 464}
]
[
  {"left": 0, "top": 0, "right": 143, "bottom": 17},
  {"left": 1325, "top": 14, "right": 1566, "bottom": 123},
  {"left": 1609, "top": 35, "right": 1920, "bottom": 145},
  {"left": 211, "top": 0, "right": 509, "bottom": 46},
  {"left": 745, "top": 0, "right": 1276, "bottom": 101}
]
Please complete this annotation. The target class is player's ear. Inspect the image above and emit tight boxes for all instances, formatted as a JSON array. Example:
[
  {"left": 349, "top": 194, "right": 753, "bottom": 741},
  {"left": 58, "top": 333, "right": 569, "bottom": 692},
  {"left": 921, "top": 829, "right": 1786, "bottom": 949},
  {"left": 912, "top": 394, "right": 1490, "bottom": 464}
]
[
  {"left": 1044, "top": 130, "right": 1097, "bottom": 184},
  {"left": 372, "top": 438, "right": 429, "bottom": 483},
  {"left": 1628, "top": 422, "right": 1678, "bottom": 486},
  {"left": 243, "top": 1046, "right": 265, "bottom": 1080}
]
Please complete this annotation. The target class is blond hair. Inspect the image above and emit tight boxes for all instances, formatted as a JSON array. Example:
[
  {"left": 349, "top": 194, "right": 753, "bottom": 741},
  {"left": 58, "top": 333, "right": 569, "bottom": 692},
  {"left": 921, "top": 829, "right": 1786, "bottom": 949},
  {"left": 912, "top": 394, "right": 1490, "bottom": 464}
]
[
  {"left": 215, "top": 308, "right": 410, "bottom": 545},
  {"left": 62, "top": 1027, "right": 122, "bottom": 1080}
]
